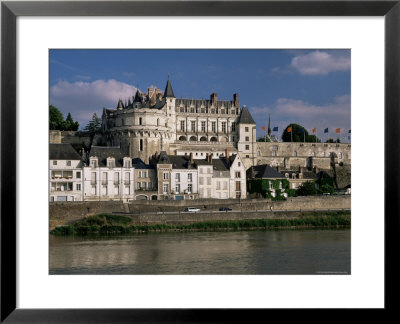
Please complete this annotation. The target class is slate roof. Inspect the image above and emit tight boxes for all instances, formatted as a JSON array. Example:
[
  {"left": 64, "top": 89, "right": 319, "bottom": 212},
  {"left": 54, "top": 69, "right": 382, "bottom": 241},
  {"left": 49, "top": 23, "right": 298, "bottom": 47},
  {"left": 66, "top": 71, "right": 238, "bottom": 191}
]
[
  {"left": 163, "top": 78, "right": 175, "bottom": 98},
  {"left": 88, "top": 146, "right": 126, "bottom": 167},
  {"left": 249, "top": 164, "right": 285, "bottom": 179},
  {"left": 175, "top": 98, "right": 236, "bottom": 109},
  {"left": 49, "top": 144, "right": 81, "bottom": 160},
  {"left": 238, "top": 106, "right": 256, "bottom": 124},
  {"left": 132, "top": 158, "right": 154, "bottom": 170}
]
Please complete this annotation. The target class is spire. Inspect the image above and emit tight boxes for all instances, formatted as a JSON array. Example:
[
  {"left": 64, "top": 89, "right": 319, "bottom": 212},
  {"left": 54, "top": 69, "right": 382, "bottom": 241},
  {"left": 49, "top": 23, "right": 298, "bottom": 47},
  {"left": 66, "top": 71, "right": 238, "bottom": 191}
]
[
  {"left": 268, "top": 114, "right": 271, "bottom": 136},
  {"left": 117, "top": 98, "right": 123, "bottom": 110},
  {"left": 134, "top": 89, "right": 141, "bottom": 102},
  {"left": 163, "top": 76, "right": 175, "bottom": 98}
]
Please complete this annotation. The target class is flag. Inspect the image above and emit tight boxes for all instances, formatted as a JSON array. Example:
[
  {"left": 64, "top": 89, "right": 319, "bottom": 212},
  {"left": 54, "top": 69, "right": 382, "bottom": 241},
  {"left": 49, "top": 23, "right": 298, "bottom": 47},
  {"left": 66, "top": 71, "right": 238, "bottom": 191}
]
[
  {"left": 287, "top": 126, "right": 292, "bottom": 133},
  {"left": 312, "top": 128, "right": 316, "bottom": 133},
  {"left": 324, "top": 128, "right": 328, "bottom": 133},
  {"left": 273, "top": 126, "right": 278, "bottom": 132},
  {"left": 300, "top": 128, "right": 304, "bottom": 133},
  {"left": 336, "top": 128, "right": 341, "bottom": 133},
  {"left": 261, "top": 125, "right": 266, "bottom": 131},
  {"left": 348, "top": 129, "right": 351, "bottom": 133}
]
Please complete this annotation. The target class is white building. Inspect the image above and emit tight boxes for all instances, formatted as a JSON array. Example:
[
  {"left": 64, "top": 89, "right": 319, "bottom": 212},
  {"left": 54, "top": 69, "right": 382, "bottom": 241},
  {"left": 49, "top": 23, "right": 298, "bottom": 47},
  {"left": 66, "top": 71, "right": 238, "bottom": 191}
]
[
  {"left": 49, "top": 143, "right": 83, "bottom": 202},
  {"left": 83, "top": 146, "right": 134, "bottom": 202}
]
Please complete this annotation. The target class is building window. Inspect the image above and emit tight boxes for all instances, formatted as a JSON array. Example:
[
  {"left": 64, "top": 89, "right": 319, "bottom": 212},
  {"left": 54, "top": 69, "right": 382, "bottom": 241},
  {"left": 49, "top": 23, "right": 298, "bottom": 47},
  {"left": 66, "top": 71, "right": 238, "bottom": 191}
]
[
  {"left": 199, "top": 177, "right": 204, "bottom": 185},
  {"left": 272, "top": 151, "right": 277, "bottom": 157},
  {"left": 188, "top": 173, "right": 192, "bottom": 182},
  {"left": 176, "top": 173, "right": 180, "bottom": 182},
  {"left": 66, "top": 161, "right": 71, "bottom": 166},
  {"left": 76, "top": 184, "right": 81, "bottom": 191},
  {"left": 231, "top": 122, "right": 236, "bottom": 132},
  {"left": 273, "top": 145, "right": 278, "bottom": 150},
  {"left": 339, "top": 152, "right": 343, "bottom": 159},
  {"left": 180, "top": 120, "right": 185, "bottom": 131},
  {"left": 212, "top": 122, "right": 216, "bottom": 132},
  {"left": 140, "top": 139, "right": 143, "bottom": 151},
  {"left": 191, "top": 121, "right": 196, "bottom": 132},
  {"left": 91, "top": 159, "right": 97, "bottom": 168},
  {"left": 207, "top": 177, "right": 211, "bottom": 185},
  {"left": 245, "top": 145, "right": 250, "bottom": 150},
  {"left": 232, "top": 136, "right": 235, "bottom": 142},
  {"left": 188, "top": 184, "right": 192, "bottom": 193},
  {"left": 139, "top": 117, "right": 142, "bottom": 125},
  {"left": 163, "top": 172, "right": 168, "bottom": 180},
  {"left": 76, "top": 171, "right": 81, "bottom": 179},
  {"left": 238, "top": 162, "right": 241, "bottom": 166},
  {"left": 108, "top": 158, "right": 115, "bottom": 168},
  {"left": 163, "top": 183, "right": 169, "bottom": 194},
  {"left": 124, "top": 160, "right": 131, "bottom": 168},
  {"left": 246, "top": 155, "right": 250, "bottom": 158},
  {"left": 136, "top": 182, "right": 140, "bottom": 189},
  {"left": 201, "top": 121, "right": 206, "bottom": 132},
  {"left": 141, "top": 182, "right": 147, "bottom": 190},
  {"left": 245, "top": 136, "right": 249, "bottom": 141},
  {"left": 293, "top": 151, "right": 297, "bottom": 157},
  {"left": 235, "top": 171, "right": 241, "bottom": 178},
  {"left": 245, "top": 127, "right": 249, "bottom": 132},
  {"left": 222, "top": 122, "right": 226, "bottom": 133},
  {"left": 53, "top": 161, "right": 57, "bottom": 165},
  {"left": 175, "top": 184, "right": 180, "bottom": 194}
]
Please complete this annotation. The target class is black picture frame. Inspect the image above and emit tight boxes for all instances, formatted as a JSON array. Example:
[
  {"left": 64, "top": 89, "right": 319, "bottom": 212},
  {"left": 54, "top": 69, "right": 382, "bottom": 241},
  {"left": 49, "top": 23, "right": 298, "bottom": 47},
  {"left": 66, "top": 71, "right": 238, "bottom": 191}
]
[{"left": 1, "top": 0, "right": 399, "bottom": 322}]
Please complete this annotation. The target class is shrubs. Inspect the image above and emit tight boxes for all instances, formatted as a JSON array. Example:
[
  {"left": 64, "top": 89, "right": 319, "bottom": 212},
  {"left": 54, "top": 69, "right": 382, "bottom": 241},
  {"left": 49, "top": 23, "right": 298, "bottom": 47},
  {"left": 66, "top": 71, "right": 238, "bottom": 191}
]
[{"left": 51, "top": 211, "right": 351, "bottom": 236}]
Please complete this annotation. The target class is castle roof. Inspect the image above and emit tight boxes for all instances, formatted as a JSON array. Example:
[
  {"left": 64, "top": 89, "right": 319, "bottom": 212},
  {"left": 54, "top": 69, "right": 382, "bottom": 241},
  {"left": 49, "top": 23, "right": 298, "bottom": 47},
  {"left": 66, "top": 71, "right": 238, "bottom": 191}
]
[
  {"left": 49, "top": 143, "right": 81, "bottom": 160},
  {"left": 132, "top": 158, "right": 154, "bottom": 170},
  {"left": 248, "top": 164, "right": 285, "bottom": 179},
  {"left": 163, "top": 77, "right": 175, "bottom": 98},
  {"left": 238, "top": 106, "right": 256, "bottom": 124}
]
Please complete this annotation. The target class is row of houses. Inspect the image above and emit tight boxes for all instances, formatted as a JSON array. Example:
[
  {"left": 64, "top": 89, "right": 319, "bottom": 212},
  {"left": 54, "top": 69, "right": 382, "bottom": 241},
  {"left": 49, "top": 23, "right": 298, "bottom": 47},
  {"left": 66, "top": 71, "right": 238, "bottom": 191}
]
[{"left": 49, "top": 144, "right": 247, "bottom": 202}]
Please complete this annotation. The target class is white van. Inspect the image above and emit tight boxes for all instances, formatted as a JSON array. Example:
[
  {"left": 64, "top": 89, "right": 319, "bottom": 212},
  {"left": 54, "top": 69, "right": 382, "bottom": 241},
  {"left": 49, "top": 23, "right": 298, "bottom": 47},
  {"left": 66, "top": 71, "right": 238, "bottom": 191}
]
[{"left": 184, "top": 207, "right": 200, "bottom": 212}]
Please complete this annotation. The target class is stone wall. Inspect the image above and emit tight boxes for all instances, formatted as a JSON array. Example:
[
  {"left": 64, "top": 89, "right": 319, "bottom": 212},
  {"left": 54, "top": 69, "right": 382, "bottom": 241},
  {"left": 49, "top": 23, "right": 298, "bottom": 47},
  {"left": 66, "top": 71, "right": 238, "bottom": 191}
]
[{"left": 49, "top": 196, "right": 350, "bottom": 229}]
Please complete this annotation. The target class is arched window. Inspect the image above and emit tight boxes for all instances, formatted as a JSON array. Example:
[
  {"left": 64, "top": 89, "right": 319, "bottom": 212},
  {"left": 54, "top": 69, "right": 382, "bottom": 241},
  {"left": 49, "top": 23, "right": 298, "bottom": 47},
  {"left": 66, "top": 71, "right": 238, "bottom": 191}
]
[
  {"left": 157, "top": 118, "right": 159, "bottom": 126},
  {"left": 139, "top": 117, "right": 142, "bottom": 125}
]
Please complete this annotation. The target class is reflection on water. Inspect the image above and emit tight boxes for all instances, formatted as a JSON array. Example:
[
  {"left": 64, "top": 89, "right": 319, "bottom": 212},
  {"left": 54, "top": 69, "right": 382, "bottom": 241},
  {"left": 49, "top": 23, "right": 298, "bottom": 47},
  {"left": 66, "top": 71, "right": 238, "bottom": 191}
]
[{"left": 49, "top": 229, "right": 350, "bottom": 275}]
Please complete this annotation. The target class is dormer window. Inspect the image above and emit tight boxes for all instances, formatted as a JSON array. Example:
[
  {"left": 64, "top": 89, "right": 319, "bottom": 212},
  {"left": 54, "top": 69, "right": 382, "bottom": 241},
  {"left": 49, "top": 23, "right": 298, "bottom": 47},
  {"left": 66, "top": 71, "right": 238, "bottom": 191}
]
[
  {"left": 66, "top": 161, "right": 71, "bottom": 166},
  {"left": 107, "top": 157, "right": 115, "bottom": 168},
  {"left": 53, "top": 161, "right": 57, "bottom": 166},
  {"left": 123, "top": 157, "right": 131, "bottom": 168},
  {"left": 90, "top": 158, "right": 98, "bottom": 168}
]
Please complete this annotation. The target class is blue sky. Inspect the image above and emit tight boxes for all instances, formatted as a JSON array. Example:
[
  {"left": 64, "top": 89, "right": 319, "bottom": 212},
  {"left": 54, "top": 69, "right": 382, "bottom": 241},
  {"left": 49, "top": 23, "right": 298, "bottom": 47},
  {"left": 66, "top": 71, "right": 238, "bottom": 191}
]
[{"left": 50, "top": 49, "right": 351, "bottom": 141}]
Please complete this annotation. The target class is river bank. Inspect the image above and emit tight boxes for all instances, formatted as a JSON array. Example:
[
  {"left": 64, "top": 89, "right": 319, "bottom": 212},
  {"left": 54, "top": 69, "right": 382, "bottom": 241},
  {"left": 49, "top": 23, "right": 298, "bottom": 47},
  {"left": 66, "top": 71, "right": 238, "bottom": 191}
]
[{"left": 50, "top": 211, "right": 350, "bottom": 235}]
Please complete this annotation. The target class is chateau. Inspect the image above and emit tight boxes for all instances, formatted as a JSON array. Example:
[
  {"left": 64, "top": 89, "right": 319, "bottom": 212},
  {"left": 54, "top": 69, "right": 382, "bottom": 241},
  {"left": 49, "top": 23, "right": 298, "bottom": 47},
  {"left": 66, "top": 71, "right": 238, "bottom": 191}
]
[
  {"left": 49, "top": 78, "right": 351, "bottom": 202},
  {"left": 101, "top": 78, "right": 256, "bottom": 168}
]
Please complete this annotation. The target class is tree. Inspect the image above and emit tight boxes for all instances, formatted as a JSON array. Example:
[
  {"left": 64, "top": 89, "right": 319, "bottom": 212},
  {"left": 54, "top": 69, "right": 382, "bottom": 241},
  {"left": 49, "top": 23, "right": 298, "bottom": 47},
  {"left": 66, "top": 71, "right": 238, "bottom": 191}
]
[
  {"left": 326, "top": 138, "right": 340, "bottom": 143},
  {"left": 84, "top": 113, "right": 101, "bottom": 135},
  {"left": 49, "top": 105, "right": 65, "bottom": 130},
  {"left": 282, "top": 123, "right": 307, "bottom": 142},
  {"left": 49, "top": 105, "right": 79, "bottom": 131},
  {"left": 65, "top": 112, "right": 79, "bottom": 131},
  {"left": 296, "top": 181, "right": 317, "bottom": 196},
  {"left": 257, "top": 137, "right": 270, "bottom": 142}
]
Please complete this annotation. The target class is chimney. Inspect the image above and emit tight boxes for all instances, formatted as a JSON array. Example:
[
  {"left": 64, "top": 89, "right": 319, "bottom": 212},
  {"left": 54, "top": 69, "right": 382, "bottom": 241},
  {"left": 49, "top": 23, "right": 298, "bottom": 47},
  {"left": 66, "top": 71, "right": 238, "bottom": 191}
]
[
  {"left": 225, "top": 148, "right": 230, "bottom": 160},
  {"left": 233, "top": 93, "right": 239, "bottom": 107},
  {"left": 208, "top": 153, "right": 212, "bottom": 163},
  {"left": 206, "top": 153, "right": 209, "bottom": 161},
  {"left": 210, "top": 93, "right": 218, "bottom": 105},
  {"left": 190, "top": 152, "right": 193, "bottom": 164}
]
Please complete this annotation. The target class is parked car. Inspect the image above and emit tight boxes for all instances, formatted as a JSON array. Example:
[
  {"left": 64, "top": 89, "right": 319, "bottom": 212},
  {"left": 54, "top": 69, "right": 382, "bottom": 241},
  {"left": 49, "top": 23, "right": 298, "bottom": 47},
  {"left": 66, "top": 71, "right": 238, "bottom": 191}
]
[
  {"left": 219, "top": 207, "right": 232, "bottom": 211},
  {"left": 184, "top": 207, "right": 200, "bottom": 212}
]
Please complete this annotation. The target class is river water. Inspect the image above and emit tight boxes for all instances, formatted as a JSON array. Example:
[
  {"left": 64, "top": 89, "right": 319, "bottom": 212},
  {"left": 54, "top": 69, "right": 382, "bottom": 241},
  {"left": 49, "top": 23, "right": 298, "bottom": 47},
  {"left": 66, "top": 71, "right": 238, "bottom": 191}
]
[{"left": 49, "top": 229, "right": 350, "bottom": 275}]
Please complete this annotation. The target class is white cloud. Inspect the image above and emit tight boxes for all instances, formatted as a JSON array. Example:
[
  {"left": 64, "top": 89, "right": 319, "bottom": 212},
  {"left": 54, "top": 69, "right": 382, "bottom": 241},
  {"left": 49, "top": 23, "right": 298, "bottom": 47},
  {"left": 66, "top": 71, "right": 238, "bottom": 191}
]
[
  {"left": 249, "top": 94, "right": 351, "bottom": 140},
  {"left": 50, "top": 79, "right": 137, "bottom": 128},
  {"left": 290, "top": 51, "right": 350, "bottom": 75}
]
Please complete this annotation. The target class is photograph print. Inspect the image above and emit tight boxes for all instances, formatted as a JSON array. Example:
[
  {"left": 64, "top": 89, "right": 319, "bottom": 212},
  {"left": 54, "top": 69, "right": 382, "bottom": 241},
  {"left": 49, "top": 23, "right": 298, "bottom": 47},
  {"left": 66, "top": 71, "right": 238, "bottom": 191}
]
[{"left": 49, "top": 49, "right": 351, "bottom": 275}]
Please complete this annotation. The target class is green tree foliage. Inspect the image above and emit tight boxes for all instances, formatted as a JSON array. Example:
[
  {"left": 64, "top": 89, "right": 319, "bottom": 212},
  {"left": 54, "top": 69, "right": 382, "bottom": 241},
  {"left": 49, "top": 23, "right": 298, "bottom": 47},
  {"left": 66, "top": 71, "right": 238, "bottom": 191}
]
[
  {"left": 296, "top": 181, "right": 317, "bottom": 196},
  {"left": 84, "top": 113, "right": 101, "bottom": 135},
  {"left": 319, "top": 184, "right": 334, "bottom": 195},
  {"left": 49, "top": 105, "right": 79, "bottom": 131},
  {"left": 282, "top": 123, "right": 320, "bottom": 143},
  {"left": 257, "top": 137, "right": 270, "bottom": 142},
  {"left": 65, "top": 113, "right": 79, "bottom": 131},
  {"left": 49, "top": 105, "right": 65, "bottom": 130},
  {"left": 326, "top": 138, "right": 341, "bottom": 143}
]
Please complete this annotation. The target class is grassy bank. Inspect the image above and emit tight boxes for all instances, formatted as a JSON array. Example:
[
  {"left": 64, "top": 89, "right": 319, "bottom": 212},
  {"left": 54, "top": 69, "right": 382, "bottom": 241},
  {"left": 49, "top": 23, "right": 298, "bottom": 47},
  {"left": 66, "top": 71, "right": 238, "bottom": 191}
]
[{"left": 50, "top": 211, "right": 351, "bottom": 236}]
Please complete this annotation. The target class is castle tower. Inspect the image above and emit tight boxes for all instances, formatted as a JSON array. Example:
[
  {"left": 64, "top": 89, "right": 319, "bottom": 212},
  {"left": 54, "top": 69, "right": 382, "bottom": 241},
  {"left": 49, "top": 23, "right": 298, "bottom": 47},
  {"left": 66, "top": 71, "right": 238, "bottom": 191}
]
[
  {"left": 164, "top": 77, "right": 177, "bottom": 143},
  {"left": 237, "top": 105, "right": 257, "bottom": 169}
]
